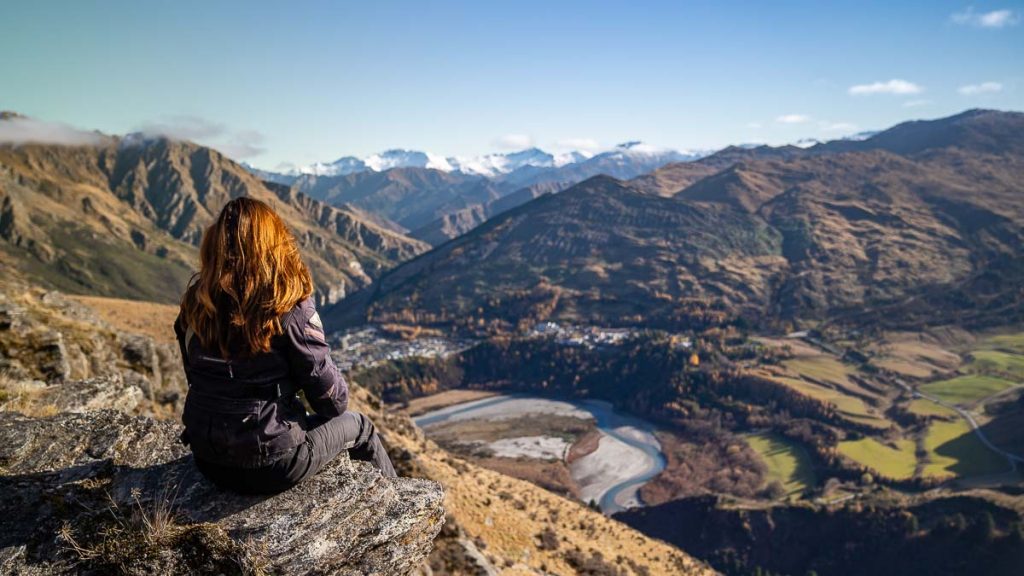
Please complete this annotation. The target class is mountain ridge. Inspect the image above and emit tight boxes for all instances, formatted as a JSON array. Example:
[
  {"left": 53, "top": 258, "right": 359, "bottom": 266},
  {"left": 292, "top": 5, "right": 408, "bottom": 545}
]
[
  {"left": 324, "top": 109, "right": 1024, "bottom": 334},
  {"left": 0, "top": 132, "right": 429, "bottom": 304}
]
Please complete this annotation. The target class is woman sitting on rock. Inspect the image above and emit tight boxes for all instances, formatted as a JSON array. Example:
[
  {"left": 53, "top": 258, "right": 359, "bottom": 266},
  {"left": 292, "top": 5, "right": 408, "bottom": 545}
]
[{"left": 174, "top": 196, "right": 396, "bottom": 494}]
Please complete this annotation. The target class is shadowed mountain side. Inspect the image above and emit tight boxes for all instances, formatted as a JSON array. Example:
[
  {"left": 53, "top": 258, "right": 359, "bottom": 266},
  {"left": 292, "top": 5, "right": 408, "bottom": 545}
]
[
  {"left": 615, "top": 493, "right": 1024, "bottom": 576},
  {"left": 325, "top": 175, "right": 786, "bottom": 333},
  {"left": 291, "top": 167, "right": 504, "bottom": 232},
  {"left": 410, "top": 181, "right": 567, "bottom": 246},
  {"left": 975, "top": 390, "right": 1024, "bottom": 459},
  {"left": 0, "top": 136, "right": 428, "bottom": 304}
]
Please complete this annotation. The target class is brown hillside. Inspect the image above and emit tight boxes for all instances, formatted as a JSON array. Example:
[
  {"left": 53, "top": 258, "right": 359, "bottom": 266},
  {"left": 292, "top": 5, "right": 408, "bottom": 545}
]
[
  {"left": 0, "top": 135, "right": 428, "bottom": 304},
  {"left": 328, "top": 110, "right": 1024, "bottom": 333}
]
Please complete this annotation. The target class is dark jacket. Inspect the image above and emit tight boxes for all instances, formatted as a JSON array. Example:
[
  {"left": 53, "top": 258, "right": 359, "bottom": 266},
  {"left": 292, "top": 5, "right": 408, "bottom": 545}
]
[{"left": 174, "top": 297, "right": 348, "bottom": 468}]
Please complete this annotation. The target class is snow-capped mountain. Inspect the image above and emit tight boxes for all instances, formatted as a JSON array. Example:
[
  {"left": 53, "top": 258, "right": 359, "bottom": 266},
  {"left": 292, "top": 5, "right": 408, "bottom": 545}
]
[
  {"left": 287, "top": 148, "right": 563, "bottom": 178},
  {"left": 447, "top": 147, "right": 584, "bottom": 177},
  {"left": 589, "top": 141, "right": 707, "bottom": 164},
  {"left": 298, "top": 149, "right": 453, "bottom": 176},
  {"left": 448, "top": 148, "right": 547, "bottom": 177},
  {"left": 250, "top": 142, "right": 706, "bottom": 182},
  {"left": 304, "top": 156, "right": 367, "bottom": 176},
  {"left": 553, "top": 150, "right": 590, "bottom": 166},
  {"left": 364, "top": 149, "right": 454, "bottom": 172},
  {"left": 564, "top": 142, "right": 710, "bottom": 178}
]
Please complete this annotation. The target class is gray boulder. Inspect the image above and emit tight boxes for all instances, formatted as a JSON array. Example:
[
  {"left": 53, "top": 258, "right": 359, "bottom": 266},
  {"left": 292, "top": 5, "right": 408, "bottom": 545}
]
[{"left": 0, "top": 410, "right": 445, "bottom": 575}]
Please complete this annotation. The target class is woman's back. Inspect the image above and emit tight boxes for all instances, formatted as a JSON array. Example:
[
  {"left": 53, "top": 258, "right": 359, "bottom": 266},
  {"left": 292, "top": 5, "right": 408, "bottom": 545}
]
[
  {"left": 175, "top": 197, "right": 392, "bottom": 494},
  {"left": 177, "top": 297, "right": 346, "bottom": 469}
]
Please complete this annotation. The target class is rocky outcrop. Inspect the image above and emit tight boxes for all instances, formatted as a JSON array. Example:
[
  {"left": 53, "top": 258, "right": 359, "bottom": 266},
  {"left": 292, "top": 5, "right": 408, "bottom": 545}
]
[
  {"left": 0, "top": 410, "right": 445, "bottom": 575},
  {"left": 0, "top": 288, "right": 186, "bottom": 415}
]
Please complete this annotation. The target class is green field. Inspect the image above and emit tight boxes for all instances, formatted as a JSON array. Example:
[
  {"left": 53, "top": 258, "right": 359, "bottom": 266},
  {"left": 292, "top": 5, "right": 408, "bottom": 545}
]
[
  {"left": 967, "top": 350, "right": 1024, "bottom": 381},
  {"left": 919, "top": 374, "right": 1016, "bottom": 406},
  {"left": 774, "top": 376, "right": 888, "bottom": 429},
  {"left": 837, "top": 437, "right": 918, "bottom": 480},
  {"left": 907, "top": 399, "right": 957, "bottom": 418},
  {"left": 745, "top": 432, "right": 817, "bottom": 499},
  {"left": 922, "top": 420, "right": 1008, "bottom": 479},
  {"left": 984, "top": 332, "right": 1024, "bottom": 355}
]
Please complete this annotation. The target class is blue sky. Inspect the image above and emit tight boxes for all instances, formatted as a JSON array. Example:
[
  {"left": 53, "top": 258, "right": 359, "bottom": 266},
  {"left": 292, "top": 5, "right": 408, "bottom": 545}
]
[{"left": 1, "top": 1, "right": 1022, "bottom": 169}]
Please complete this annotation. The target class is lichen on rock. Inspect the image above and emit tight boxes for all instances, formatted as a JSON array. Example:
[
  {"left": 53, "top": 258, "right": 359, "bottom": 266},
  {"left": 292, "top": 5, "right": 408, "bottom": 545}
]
[{"left": 0, "top": 410, "right": 445, "bottom": 575}]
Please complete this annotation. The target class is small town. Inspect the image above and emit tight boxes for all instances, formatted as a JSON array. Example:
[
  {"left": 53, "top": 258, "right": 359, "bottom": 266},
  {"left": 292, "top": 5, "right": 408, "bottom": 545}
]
[
  {"left": 528, "top": 321, "right": 692, "bottom": 350},
  {"left": 329, "top": 326, "right": 475, "bottom": 371}
]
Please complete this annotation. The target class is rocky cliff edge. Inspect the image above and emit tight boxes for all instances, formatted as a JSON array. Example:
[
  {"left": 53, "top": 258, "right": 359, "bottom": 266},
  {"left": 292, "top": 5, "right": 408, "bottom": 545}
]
[{"left": 0, "top": 409, "right": 445, "bottom": 575}]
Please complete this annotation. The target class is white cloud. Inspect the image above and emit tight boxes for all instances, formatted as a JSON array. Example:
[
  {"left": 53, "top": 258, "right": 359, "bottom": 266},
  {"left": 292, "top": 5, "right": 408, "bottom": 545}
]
[
  {"left": 848, "top": 79, "right": 923, "bottom": 95},
  {"left": 555, "top": 138, "right": 602, "bottom": 153},
  {"left": 958, "top": 81, "right": 1003, "bottom": 95},
  {"left": 493, "top": 134, "right": 533, "bottom": 150},
  {"left": 134, "top": 116, "right": 266, "bottom": 159},
  {"left": 903, "top": 99, "right": 931, "bottom": 108},
  {"left": 746, "top": 122, "right": 763, "bottom": 129},
  {"left": 819, "top": 121, "right": 858, "bottom": 132},
  {"left": 0, "top": 115, "right": 107, "bottom": 146},
  {"left": 137, "top": 115, "right": 226, "bottom": 140},
  {"left": 951, "top": 7, "right": 1018, "bottom": 28},
  {"left": 776, "top": 114, "right": 811, "bottom": 124},
  {"left": 218, "top": 130, "right": 267, "bottom": 160}
]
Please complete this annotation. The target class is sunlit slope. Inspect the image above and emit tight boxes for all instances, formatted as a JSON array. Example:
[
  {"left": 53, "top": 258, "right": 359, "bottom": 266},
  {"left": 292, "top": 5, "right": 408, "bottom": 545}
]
[{"left": 0, "top": 135, "right": 428, "bottom": 303}]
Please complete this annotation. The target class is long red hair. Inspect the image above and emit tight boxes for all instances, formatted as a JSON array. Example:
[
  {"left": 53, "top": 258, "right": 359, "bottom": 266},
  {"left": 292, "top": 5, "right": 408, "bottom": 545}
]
[{"left": 180, "top": 197, "right": 313, "bottom": 358}]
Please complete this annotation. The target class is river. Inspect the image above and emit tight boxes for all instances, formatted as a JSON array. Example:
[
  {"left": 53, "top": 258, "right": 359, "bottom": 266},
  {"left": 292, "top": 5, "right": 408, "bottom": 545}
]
[{"left": 413, "top": 394, "right": 667, "bottom": 515}]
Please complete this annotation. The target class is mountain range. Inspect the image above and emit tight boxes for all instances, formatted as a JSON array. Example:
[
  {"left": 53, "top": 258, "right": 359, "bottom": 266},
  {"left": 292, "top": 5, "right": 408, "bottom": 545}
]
[
  {"left": 249, "top": 135, "right": 903, "bottom": 247},
  {"left": 0, "top": 128, "right": 428, "bottom": 304},
  {"left": 249, "top": 142, "right": 708, "bottom": 181},
  {"left": 324, "top": 109, "right": 1024, "bottom": 334},
  {"left": 3, "top": 108, "right": 1021, "bottom": 335},
  {"left": 243, "top": 143, "right": 709, "bottom": 239}
]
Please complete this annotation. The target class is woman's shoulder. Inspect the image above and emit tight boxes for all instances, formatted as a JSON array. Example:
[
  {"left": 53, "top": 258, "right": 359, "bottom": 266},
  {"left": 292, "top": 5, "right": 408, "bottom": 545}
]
[{"left": 281, "top": 296, "right": 318, "bottom": 327}]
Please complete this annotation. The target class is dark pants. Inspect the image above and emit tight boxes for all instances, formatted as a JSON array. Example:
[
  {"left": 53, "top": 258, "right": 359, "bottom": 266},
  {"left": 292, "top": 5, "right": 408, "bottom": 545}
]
[{"left": 195, "top": 411, "right": 397, "bottom": 494}]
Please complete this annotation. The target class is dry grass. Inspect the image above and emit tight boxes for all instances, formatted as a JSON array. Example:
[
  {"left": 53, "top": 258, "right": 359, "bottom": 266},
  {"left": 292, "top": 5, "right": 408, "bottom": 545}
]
[
  {"left": 869, "top": 332, "right": 962, "bottom": 379},
  {"left": 59, "top": 488, "right": 269, "bottom": 575},
  {"left": 404, "top": 389, "right": 499, "bottom": 416},
  {"left": 0, "top": 373, "right": 58, "bottom": 418},
  {"left": 406, "top": 442, "right": 713, "bottom": 575},
  {"left": 69, "top": 295, "right": 180, "bottom": 346}
]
